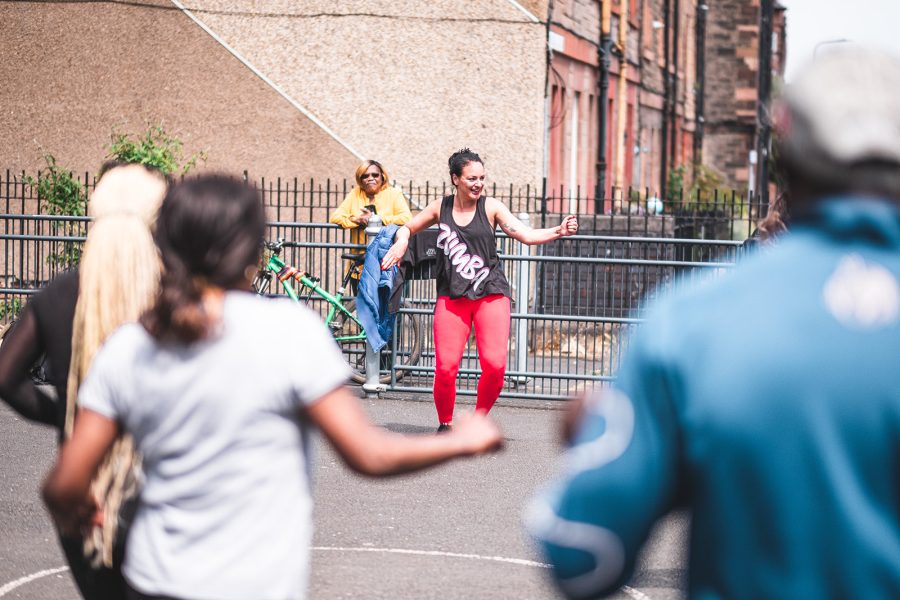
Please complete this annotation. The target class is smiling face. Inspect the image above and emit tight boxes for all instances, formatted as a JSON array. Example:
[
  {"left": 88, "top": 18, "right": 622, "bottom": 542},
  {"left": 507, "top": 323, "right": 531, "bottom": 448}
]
[
  {"left": 359, "top": 165, "right": 383, "bottom": 195},
  {"left": 452, "top": 161, "right": 486, "bottom": 202}
]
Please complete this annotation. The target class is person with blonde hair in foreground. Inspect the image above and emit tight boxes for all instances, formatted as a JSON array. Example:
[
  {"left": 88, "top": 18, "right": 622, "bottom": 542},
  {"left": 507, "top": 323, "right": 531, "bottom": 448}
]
[{"left": 0, "top": 162, "right": 167, "bottom": 599}]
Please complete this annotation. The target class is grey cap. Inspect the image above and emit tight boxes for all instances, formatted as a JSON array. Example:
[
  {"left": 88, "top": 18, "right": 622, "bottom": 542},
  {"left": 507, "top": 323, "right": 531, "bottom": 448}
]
[{"left": 778, "top": 47, "right": 900, "bottom": 166}]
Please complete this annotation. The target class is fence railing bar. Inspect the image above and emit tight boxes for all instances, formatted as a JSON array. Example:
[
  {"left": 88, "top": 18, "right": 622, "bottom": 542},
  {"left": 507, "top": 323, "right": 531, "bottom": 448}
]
[
  {"left": 0, "top": 234, "right": 87, "bottom": 242},
  {"left": 499, "top": 254, "right": 735, "bottom": 268}
]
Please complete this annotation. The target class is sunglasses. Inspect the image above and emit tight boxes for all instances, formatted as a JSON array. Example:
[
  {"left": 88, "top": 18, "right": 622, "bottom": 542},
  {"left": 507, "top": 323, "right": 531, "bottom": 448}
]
[{"left": 361, "top": 172, "right": 382, "bottom": 180}]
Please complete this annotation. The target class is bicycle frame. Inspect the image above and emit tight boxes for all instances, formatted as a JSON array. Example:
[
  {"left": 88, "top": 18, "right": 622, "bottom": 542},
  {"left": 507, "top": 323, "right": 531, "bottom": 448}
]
[
  {"left": 254, "top": 238, "right": 424, "bottom": 386},
  {"left": 260, "top": 251, "right": 366, "bottom": 344}
]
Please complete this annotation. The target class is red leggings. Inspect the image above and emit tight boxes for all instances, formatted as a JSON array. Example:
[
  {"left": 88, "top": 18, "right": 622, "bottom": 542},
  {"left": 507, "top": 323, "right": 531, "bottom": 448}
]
[{"left": 433, "top": 294, "right": 510, "bottom": 424}]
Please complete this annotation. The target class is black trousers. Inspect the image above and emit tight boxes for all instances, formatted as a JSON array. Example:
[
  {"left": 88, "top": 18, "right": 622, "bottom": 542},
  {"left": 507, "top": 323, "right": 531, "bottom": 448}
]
[
  {"left": 59, "top": 535, "right": 127, "bottom": 600},
  {"left": 125, "top": 582, "right": 184, "bottom": 600}
]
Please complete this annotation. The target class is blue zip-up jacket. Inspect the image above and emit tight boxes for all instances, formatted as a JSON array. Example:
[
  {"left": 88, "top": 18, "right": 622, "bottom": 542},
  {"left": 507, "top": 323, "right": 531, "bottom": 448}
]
[
  {"left": 527, "top": 197, "right": 900, "bottom": 599},
  {"left": 357, "top": 224, "right": 399, "bottom": 352}
]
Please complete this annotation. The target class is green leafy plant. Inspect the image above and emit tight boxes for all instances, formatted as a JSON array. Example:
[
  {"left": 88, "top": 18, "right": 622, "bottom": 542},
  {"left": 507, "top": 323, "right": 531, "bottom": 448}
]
[
  {"left": 691, "top": 163, "right": 727, "bottom": 203},
  {"left": 0, "top": 298, "right": 23, "bottom": 323},
  {"left": 666, "top": 164, "right": 688, "bottom": 203},
  {"left": 22, "top": 154, "right": 87, "bottom": 267},
  {"left": 106, "top": 124, "right": 207, "bottom": 176}
]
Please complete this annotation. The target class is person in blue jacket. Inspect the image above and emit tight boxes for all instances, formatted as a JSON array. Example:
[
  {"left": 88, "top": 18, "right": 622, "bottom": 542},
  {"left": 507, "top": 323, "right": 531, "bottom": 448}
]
[{"left": 527, "top": 47, "right": 900, "bottom": 599}]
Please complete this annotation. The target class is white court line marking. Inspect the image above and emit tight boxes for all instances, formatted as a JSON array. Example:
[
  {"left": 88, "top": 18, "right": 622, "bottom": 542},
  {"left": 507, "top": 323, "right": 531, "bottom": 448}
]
[
  {"left": 312, "top": 545, "right": 549, "bottom": 568},
  {"left": 311, "top": 546, "right": 652, "bottom": 599},
  {"left": 622, "top": 585, "right": 653, "bottom": 600},
  {"left": 0, "top": 566, "right": 69, "bottom": 597},
  {"left": 1, "top": 555, "right": 652, "bottom": 599}
]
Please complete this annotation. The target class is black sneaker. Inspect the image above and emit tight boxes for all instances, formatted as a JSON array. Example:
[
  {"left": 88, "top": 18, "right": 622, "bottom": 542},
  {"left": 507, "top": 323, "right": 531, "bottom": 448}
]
[{"left": 436, "top": 423, "right": 452, "bottom": 434}]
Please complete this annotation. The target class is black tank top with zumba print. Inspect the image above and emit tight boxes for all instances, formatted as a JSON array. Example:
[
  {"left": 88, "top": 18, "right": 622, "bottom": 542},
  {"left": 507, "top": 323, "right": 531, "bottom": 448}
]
[{"left": 435, "top": 195, "right": 511, "bottom": 300}]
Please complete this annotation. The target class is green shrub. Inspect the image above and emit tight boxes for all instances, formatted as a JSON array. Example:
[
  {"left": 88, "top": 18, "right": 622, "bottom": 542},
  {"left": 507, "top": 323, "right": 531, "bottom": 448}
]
[
  {"left": 106, "top": 124, "right": 207, "bottom": 176},
  {"left": 22, "top": 154, "right": 87, "bottom": 267},
  {"left": 0, "top": 298, "right": 23, "bottom": 324}
]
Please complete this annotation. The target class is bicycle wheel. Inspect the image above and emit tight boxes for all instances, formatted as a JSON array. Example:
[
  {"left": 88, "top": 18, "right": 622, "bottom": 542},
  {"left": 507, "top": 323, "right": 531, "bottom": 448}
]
[
  {"left": 387, "top": 301, "right": 423, "bottom": 383},
  {"left": 330, "top": 298, "right": 367, "bottom": 384},
  {"left": 331, "top": 299, "right": 424, "bottom": 384},
  {"left": 251, "top": 270, "right": 274, "bottom": 297}
]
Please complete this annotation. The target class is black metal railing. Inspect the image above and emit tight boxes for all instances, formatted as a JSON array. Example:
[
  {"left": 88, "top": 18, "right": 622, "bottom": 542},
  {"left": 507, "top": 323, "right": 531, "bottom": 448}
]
[
  {"left": 2, "top": 169, "right": 767, "bottom": 242},
  {"left": 0, "top": 215, "right": 744, "bottom": 400}
]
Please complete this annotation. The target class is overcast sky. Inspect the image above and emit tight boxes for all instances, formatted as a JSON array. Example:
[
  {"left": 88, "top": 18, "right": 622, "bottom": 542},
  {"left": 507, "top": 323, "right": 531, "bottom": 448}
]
[{"left": 778, "top": 0, "right": 900, "bottom": 80}]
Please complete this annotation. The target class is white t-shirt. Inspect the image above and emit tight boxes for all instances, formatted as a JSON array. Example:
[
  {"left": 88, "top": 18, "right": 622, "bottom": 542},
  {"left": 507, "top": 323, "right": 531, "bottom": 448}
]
[{"left": 80, "top": 291, "right": 351, "bottom": 600}]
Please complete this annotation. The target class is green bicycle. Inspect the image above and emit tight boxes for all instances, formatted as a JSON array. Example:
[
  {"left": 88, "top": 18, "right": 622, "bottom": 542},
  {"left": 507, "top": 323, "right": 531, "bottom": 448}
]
[{"left": 251, "top": 239, "right": 424, "bottom": 384}]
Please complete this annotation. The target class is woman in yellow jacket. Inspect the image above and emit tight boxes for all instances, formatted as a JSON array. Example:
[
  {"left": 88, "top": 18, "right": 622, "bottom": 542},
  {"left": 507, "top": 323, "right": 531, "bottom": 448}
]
[{"left": 330, "top": 160, "right": 412, "bottom": 292}]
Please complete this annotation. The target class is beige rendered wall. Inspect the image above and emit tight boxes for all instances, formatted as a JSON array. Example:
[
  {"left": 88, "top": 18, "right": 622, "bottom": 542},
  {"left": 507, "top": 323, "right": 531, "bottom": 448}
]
[
  {"left": 0, "top": 1, "right": 359, "bottom": 180},
  {"left": 175, "top": 0, "right": 549, "bottom": 186}
]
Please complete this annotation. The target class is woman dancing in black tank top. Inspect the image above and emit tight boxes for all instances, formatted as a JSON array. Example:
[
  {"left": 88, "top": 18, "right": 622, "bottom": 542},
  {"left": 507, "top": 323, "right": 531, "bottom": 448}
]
[{"left": 382, "top": 149, "right": 578, "bottom": 432}]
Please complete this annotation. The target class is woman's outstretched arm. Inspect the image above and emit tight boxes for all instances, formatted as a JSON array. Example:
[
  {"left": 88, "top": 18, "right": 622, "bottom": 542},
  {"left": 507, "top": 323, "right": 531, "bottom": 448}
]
[
  {"left": 43, "top": 409, "right": 119, "bottom": 534},
  {"left": 490, "top": 199, "right": 578, "bottom": 246},
  {"left": 306, "top": 386, "right": 502, "bottom": 476},
  {"left": 380, "top": 200, "right": 442, "bottom": 270}
]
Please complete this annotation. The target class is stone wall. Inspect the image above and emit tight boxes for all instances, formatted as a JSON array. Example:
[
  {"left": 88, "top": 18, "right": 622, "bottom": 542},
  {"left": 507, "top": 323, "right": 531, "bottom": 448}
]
[
  {"left": 0, "top": 0, "right": 358, "bottom": 180},
  {"left": 1, "top": 0, "right": 548, "bottom": 186}
]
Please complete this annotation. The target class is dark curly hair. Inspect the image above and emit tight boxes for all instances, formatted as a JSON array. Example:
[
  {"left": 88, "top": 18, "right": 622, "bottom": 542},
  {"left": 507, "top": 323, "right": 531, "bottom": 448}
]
[
  {"left": 448, "top": 148, "right": 483, "bottom": 180},
  {"left": 141, "top": 174, "right": 265, "bottom": 344}
]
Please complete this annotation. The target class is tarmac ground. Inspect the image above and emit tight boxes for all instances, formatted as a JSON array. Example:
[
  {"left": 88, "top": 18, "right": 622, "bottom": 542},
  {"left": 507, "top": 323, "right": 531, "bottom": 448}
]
[{"left": 0, "top": 390, "right": 688, "bottom": 599}]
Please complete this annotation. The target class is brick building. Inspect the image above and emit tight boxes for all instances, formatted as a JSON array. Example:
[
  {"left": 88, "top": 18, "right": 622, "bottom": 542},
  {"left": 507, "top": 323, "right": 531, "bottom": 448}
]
[
  {"left": 701, "top": 0, "right": 786, "bottom": 192},
  {"left": 1, "top": 0, "right": 548, "bottom": 186},
  {"left": 545, "top": 0, "right": 786, "bottom": 207},
  {"left": 2, "top": 1, "right": 784, "bottom": 206}
]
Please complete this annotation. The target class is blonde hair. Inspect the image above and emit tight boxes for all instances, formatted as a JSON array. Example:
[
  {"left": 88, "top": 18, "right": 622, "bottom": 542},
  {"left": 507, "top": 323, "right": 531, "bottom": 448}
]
[
  {"left": 354, "top": 160, "right": 390, "bottom": 192},
  {"left": 65, "top": 164, "right": 167, "bottom": 567}
]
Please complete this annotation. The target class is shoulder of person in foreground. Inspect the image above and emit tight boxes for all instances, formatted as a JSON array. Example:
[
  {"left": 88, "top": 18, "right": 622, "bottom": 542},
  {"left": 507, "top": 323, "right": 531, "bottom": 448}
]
[
  {"left": 523, "top": 296, "right": 685, "bottom": 596},
  {"left": 523, "top": 257, "right": 778, "bottom": 597}
]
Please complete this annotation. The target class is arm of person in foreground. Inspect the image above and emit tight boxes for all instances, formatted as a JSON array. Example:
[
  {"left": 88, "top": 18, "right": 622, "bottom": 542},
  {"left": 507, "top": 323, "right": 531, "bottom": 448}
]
[
  {"left": 306, "top": 385, "right": 502, "bottom": 476},
  {"left": 491, "top": 199, "right": 578, "bottom": 246},
  {"left": 0, "top": 305, "right": 59, "bottom": 425},
  {"left": 380, "top": 200, "right": 441, "bottom": 270},
  {"left": 524, "top": 323, "right": 681, "bottom": 599},
  {"left": 42, "top": 409, "right": 119, "bottom": 535}
]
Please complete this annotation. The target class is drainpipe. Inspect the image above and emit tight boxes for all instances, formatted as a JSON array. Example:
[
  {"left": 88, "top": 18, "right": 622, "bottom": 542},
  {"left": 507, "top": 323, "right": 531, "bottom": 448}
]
[
  {"left": 613, "top": 0, "right": 629, "bottom": 192},
  {"left": 693, "top": 4, "right": 708, "bottom": 173},
  {"left": 543, "top": 0, "right": 554, "bottom": 194},
  {"left": 596, "top": 0, "right": 612, "bottom": 212},
  {"left": 660, "top": 0, "right": 670, "bottom": 198},
  {"left": 669, "top": 0, "right": 680, "bottom": 170},
  {"left": 757, "top": 0, "right": 774, "bottom": 208}
]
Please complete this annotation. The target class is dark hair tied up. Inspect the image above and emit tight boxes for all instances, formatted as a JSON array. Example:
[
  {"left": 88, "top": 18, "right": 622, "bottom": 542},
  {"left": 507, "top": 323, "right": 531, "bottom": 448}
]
[
  {"left": 448, "top": 148, "right": 483, "bottom": 180},
  {"left": 141, "top": 174, "right": 265, "bottom": 344}
]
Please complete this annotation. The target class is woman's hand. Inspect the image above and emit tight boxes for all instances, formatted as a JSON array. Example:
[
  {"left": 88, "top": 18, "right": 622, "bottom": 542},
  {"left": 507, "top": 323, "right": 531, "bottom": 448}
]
[
  {"left": 381, "top": 238, "right": 408, "bottom": 270},
  {"left": 350, "top": 208, "right": 372, "bottom": 226},
  {"left": 451, "top": 412, "right": 504, "bottom": 455},
  {"left": 557, "top": 215, "right": 578, "bottom": 237},
  {"left": 48, "top": 488, "right": 99, "bottom": 537}
]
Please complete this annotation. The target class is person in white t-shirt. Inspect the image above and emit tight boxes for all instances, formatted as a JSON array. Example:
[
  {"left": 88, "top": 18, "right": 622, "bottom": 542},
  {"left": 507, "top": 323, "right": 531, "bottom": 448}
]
[{"left": 42, "top": 174, "right": 502, "bottom": 600}]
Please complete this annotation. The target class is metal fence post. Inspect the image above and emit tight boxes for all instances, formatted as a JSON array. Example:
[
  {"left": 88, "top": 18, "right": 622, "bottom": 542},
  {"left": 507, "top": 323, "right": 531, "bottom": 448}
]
[
  {"left": 513, "top": 212, "right": 531, "bottom": 385},
  {"left": 362, "top": 214, "right": 386, "bottom": 396}
]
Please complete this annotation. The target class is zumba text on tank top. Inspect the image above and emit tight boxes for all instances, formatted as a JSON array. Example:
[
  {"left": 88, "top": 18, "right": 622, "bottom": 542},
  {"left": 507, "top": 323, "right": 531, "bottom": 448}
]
[{"left": 435, "top": 195, "right": 511, "bottom": 300}]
